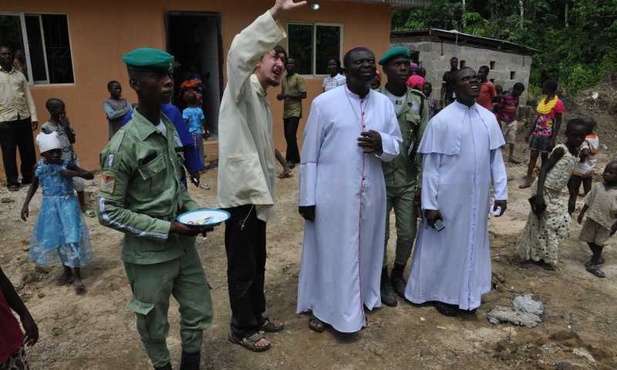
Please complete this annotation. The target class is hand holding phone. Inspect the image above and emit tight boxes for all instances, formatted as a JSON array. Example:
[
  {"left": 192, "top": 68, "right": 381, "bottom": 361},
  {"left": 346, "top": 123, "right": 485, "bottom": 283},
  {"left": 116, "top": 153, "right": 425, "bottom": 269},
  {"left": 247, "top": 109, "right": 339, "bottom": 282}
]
[{"left": 433, "top": 219, "right": 445, "bottom": 232}]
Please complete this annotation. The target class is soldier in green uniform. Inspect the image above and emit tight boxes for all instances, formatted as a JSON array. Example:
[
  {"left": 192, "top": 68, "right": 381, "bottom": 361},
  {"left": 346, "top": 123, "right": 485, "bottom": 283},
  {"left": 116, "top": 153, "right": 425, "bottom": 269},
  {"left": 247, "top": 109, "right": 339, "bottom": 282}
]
[
  {"left": 377, "top": 46, "right": 429, "bottom": 306},
  {"left": 96, "top": 48, "right": 213, "bottom": 370}
]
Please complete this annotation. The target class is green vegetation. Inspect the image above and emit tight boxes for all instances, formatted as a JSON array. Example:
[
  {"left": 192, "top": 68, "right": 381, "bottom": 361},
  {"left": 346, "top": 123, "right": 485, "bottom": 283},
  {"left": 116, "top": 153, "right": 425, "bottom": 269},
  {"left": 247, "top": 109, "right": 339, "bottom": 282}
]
[{"left": 392, "top": 0, "right": 617, "bottom": 95}]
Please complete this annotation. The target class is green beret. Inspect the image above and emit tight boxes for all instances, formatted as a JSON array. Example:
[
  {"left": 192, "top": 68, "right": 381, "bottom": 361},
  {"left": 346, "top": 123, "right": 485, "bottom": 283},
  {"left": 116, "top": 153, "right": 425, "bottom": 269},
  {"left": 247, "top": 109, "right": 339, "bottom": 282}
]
[
  {"left": 122, "top": 48, "right": 174, "bottom": 72},
  {"left": 378, "top": 46, "right": 410, "bottom": 66}
]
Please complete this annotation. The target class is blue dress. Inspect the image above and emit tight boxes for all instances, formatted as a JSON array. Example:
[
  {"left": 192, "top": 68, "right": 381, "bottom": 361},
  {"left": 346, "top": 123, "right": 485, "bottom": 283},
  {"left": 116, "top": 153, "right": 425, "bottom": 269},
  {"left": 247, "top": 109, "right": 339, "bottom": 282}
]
[{"left": 28, "top": 160, "right": 93, "bottom": 268}]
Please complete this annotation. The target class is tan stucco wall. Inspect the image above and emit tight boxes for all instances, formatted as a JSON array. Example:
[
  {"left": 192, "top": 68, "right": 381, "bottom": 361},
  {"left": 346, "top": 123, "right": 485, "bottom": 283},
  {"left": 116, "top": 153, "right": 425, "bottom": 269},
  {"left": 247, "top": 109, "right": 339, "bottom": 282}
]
[{"left": 2, "top": 0, "right": 392, "bottom": 171}]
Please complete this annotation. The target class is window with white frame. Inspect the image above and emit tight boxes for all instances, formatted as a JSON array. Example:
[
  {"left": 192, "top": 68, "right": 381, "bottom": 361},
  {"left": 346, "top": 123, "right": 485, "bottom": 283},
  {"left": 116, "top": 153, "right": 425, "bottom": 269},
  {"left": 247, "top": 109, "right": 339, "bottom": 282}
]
[
  {"left": 0, "top": 13, "right": 74, "bottom": 84},
  {"left": 287, "top": 23, "right": 342, "bottom": 76}
]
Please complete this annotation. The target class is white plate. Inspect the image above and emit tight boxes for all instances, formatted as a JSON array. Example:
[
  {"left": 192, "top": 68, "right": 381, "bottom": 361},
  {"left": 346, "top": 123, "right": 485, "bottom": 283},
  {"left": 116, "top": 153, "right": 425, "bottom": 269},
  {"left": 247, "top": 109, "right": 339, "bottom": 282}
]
[{"left": 177, "top": 209, "right": 230, "bottom": 227}]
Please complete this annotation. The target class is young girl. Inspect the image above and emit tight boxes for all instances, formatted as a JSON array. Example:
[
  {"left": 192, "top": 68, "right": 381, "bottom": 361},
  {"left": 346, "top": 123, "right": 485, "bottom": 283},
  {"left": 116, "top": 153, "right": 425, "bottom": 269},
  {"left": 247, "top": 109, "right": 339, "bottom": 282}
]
[
  {"left": 21, "top": 132, "right": 94, "bottom": 294},
  {"left": 517, "top": 119, "right": 588, "bottom": 270},
  {"left": 568, "top": 117, "right": 600, "bottom": 214},
  {"left": 576, "top": 160, "right": 617, "bottom": 278}
]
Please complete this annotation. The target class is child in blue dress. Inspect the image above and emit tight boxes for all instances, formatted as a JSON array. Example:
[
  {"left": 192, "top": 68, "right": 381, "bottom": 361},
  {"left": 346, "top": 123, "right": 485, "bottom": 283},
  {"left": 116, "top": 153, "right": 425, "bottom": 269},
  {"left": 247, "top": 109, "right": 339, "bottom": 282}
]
[{"left": 20, "top": 132, "right": 94, "bottom": 295}]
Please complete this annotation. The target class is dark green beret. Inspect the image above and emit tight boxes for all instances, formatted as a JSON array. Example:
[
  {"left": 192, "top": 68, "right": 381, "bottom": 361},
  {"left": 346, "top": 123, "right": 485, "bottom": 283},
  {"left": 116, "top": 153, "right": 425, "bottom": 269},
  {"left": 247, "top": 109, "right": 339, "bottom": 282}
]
[
  {"left": 122, "top": 48, "right": 174, "bottom": 72},
  {"left": 378, "top": 46, "right": 410, "bottom": 66}
]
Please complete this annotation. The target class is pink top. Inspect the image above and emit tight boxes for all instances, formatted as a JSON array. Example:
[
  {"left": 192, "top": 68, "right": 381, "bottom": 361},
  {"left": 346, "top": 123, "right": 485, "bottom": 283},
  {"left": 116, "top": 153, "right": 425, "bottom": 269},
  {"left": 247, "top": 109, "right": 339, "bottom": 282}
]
[{"left": 406, "top": 75, "right": 425, "bottom": 89}]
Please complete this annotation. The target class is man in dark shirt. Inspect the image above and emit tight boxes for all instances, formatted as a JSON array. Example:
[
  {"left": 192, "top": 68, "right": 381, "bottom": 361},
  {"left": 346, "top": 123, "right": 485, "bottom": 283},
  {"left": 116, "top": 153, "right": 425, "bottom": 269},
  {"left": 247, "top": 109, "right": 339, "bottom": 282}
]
[{"left": 441, "top": 57, "right": 458, "bottom": 107}]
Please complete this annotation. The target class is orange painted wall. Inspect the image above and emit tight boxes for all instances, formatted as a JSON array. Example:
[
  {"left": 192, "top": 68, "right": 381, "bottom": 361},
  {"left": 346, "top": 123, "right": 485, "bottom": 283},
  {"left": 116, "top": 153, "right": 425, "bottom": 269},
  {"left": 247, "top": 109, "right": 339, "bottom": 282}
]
[{"left": 1, "top": 0, "right": 392, "bottom": 170}]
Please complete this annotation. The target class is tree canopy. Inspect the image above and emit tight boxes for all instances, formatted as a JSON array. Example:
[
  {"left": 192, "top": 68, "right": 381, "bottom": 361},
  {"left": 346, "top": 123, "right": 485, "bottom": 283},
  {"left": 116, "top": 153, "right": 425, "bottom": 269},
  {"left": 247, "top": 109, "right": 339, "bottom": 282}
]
[{"left": 392, "top": 0, "right": 617, "bottom": 95}]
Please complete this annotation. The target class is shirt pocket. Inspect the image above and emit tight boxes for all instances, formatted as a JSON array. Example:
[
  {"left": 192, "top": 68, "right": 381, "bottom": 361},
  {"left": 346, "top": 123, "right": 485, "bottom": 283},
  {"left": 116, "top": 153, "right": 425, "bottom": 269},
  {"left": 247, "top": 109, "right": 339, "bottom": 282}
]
[{"left": 138, "top": 154, "right": 166, "bottom": 180}]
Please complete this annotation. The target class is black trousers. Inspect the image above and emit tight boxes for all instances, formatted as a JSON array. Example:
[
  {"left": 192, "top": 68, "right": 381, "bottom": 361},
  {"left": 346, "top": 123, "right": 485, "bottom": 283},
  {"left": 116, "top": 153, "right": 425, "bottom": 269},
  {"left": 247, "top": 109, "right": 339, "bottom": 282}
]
[
  {"left": 283, "top": 117, "right": 301, "bottom": 164},
  {"left": 0, "top": 118, "right": 36, "bottom": 187},
  {"left": 224, "top": 204, "right": 267, "bottom": 336}
]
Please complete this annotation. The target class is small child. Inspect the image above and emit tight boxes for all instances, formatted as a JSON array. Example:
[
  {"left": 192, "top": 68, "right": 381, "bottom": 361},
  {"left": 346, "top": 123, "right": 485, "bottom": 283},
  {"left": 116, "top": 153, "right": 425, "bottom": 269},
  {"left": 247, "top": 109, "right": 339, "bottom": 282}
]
[
  {"left": 102, "top": 81, "right": 131, "bottom": 140},
  {"left": 576, "top": 160, "right": 617, "bottom": 278},
  {"left": 182, "top": 92, "right": 207, "bottom": 172},
  {"left": 517, "top": 119, "right": 588, "bottom": 270},
  {"left": 0, "top": 266, "right": 38, "bottom": 370},
  {"left": 21, "top": 132, "right": 94, "bottom": 294},
  {"left": 41, "top": 98, "right": 94, "bottom": 217},
  {"left": 422, "top": 82, "right": 440, "bottom": 119},
  {"left": 568, "top": 117, "right": 600, "bottom": 214},
  {"left": 495, "top": 83, "right": 525, "bottom": 164}
]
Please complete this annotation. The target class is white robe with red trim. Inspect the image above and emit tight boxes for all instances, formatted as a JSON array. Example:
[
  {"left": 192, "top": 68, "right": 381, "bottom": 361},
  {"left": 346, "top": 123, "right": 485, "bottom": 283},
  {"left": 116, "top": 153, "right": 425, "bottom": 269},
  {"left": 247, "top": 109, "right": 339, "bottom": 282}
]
[{"left": 297, "top": 87, "right": 402, "bottom": 333}]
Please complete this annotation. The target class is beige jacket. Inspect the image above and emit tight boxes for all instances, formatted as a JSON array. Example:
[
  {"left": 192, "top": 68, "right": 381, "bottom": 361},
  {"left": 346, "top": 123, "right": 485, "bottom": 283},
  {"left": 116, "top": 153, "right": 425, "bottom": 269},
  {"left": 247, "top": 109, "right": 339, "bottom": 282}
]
[
  {"left": 0, "top": 66, "right": 38, "bottom": 123},
  {"left": 216, "top": 11, "right": 285, "bottom": 221}
]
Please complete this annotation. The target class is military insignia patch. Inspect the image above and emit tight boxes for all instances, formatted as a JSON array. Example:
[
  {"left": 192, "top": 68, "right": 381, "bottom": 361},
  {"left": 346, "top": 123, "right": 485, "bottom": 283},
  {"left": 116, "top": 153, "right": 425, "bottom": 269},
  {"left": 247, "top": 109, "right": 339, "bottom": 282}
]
[{"left": 100, "top": 174, "right": 116, "bottom": 194}]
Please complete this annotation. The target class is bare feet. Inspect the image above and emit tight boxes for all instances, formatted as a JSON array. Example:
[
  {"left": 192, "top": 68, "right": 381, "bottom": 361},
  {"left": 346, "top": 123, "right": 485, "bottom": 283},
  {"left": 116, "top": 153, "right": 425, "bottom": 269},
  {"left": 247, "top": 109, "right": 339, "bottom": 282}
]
[
  {"left": 278, "top": 168, "right": 292, "bottom": 179},
  {"left": 519, "top": 180, "right": 532, "bottom": 189},
  {"left": 74, "top": 281, "right": 87, "bottom": 295},
  {"left": 508, "top": 158, "right": 521, "bottom": 164}
]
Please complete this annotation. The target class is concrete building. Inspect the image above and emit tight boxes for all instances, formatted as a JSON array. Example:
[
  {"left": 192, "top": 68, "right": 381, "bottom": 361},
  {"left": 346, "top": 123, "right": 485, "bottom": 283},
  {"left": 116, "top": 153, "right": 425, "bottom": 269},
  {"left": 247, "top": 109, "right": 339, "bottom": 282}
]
[
  {"left": 0, "top": 0, "right": 429, "bottom": 171},
  {"left": 391, "top": 28, "right": 537, "bottom": 104}
]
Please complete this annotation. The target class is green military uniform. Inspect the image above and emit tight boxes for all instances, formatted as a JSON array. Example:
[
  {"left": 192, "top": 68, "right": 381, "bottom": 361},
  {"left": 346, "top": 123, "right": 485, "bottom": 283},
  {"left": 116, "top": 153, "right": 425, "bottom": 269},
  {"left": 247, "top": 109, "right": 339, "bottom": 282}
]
[
  {"left": 378, "top": 85, "right": 429, "bottom": 269},
  {"left": 97, "top": 48, "right": 212, "bottom": 369}
]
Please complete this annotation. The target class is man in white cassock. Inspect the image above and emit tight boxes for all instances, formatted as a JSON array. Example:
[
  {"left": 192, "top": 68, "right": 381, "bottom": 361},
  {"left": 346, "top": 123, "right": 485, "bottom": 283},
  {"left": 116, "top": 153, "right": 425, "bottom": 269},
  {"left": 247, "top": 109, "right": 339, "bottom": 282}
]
[
  {"left": 297, "top": 47, "right": 402, "bottom": 334},
  {"left": 404, "top": 67, "right": 508, "bottom": 317}
]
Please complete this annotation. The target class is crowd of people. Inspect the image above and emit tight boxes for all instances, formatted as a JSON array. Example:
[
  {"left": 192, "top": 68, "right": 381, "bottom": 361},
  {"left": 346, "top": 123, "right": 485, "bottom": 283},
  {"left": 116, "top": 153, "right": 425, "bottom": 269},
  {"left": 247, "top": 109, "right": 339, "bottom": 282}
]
[{"left": 0, "top": 0, "right": 615, "bottom": 369}]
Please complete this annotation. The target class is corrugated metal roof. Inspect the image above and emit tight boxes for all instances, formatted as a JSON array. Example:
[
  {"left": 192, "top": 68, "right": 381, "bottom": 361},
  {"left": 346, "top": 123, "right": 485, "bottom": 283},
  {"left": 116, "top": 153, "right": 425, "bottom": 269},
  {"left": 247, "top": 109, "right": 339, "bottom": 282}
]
[
  {"left": 391, "top": 28, "right": 539, "bottom": 54},
  {"left": 331, "top": 0, "right": 431, "bottom": 8}
]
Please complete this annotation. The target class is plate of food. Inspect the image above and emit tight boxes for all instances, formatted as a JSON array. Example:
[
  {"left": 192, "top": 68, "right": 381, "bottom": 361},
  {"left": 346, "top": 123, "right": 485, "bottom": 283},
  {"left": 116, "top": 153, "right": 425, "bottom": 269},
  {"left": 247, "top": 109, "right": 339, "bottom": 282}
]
[{"left": 176, "top": 209, "right": 231, "bottom": 227}]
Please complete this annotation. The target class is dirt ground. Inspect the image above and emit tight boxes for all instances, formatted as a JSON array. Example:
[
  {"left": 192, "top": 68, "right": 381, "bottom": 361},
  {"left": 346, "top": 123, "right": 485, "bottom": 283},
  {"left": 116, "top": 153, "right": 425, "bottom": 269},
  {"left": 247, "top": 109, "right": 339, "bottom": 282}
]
[{"left": 1, "top": 136, "right": 617, "bottom": 369}]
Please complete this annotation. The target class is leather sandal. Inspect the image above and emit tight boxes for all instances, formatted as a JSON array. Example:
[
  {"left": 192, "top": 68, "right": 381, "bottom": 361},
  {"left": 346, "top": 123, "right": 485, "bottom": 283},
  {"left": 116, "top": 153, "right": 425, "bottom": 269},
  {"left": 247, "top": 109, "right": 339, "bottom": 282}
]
[{"left": 228, "top": 331, "right": 271, "bottom": 352}]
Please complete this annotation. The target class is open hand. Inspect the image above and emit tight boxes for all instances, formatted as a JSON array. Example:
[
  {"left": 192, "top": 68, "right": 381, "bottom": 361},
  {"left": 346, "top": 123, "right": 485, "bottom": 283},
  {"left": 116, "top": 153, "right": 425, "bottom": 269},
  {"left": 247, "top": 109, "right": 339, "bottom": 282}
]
[
  {"left": 533, "top": 198, "right": 547, "bottom": 215},
  {"left": 357, "top": 130, "right": 383, "bottom": 155},
  {"left": 170, "top": 221, "right": 213, "bottom": 237},
  {"left": 270, "top": 0, "right": 307, "bottom": 19}
]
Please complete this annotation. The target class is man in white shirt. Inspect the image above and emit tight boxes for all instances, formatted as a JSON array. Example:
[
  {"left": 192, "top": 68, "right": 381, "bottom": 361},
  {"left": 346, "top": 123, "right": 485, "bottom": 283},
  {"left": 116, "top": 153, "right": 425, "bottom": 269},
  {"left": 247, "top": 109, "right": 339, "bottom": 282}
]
[
  {"left": 217, "top": 0, "right": 306, "bottom": 352},
  {"left": 0, "top": 45, "right": 38, "bottom": 191}
]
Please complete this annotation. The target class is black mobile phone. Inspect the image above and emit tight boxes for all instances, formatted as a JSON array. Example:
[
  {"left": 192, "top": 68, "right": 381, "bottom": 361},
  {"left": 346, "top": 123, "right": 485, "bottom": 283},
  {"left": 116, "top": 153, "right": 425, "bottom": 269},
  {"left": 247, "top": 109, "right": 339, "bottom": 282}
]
[{"left": 433, "top": 219, "right": 445, "bottom": 232}]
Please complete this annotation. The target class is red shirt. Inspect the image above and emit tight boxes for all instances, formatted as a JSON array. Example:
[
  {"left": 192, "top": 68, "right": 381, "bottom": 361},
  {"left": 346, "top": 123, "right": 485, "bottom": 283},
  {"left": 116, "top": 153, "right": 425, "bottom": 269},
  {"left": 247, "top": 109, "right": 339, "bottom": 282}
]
[
  {"left": 406, "top": 75, "right": 425, "bottom": 89},
  {"left": 497, "top": 93, "right": 519, "bottom": 123},
  {"left": 0, "top": 289, "right": 24, "bottom": 363},
  {"left": 477, "top": 81, "right": 497, "bottom": 110}
]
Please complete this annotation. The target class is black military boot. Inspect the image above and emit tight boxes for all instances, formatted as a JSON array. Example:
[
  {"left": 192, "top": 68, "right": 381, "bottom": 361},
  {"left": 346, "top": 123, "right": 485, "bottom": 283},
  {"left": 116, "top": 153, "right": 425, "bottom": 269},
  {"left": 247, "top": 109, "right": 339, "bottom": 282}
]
[
  {"left": 180, "top": 351, "right": 201, "bottom": 370},
  {"left": 380, "top": 268, "right": 398, "bottom": 307},
  {"left": 154, "top": 363, "right": 172, "bottom": 370},
  {"left": 390, "top": 263, "right": 407, "bottom": 298}
]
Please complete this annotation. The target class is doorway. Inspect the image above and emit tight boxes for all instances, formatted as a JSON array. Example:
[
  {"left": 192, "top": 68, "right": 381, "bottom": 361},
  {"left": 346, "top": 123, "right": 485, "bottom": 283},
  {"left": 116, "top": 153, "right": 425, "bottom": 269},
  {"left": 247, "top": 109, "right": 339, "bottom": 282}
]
[{"left": 165, "top": 12, "right": 223, "bottom": 136}]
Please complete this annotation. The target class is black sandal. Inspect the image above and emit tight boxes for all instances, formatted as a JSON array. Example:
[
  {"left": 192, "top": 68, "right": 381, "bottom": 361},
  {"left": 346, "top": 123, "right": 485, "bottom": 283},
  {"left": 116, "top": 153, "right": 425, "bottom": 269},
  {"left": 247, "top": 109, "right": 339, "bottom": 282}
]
[
  {"left": 586, "top": 264, "right": 606, "bottom": 278},
  {"left": 259, "top": 318, "right": 285, "bottom": 333},
  {"left": 228, "top": 331, "right": 271, "bottom": 352},
  {"left": 308, "top": 317, "right": 328, "bottom": 333},
  {"left": 434, "top": 302, "right": 461, "bottom": 317}
]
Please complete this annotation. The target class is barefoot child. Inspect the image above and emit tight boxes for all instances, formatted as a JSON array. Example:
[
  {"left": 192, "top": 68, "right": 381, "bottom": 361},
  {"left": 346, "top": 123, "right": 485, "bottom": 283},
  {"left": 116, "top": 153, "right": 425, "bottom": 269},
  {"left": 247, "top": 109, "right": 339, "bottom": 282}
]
[
  {"left": 21, "top": 132, "right": 94, "bottom": 294},
  {"left": 40, "top": 98, "right": 94, "bottom": 217},
  {"left": 102, "top": 80, "right": 131, "bottom": 140},
  {"left": 517, "top": 119, "right": 587, "bottom": 270},
  {"left": 568, "top": 117, "right": 600, "bottom": 214},
  {"left": 496, "top": 83, "right": 525, "bottom": 164},
  {"left": 1, "top": 266, "right": 38, "bottom": 370},
  {"left": 576, "top": 160, "right": 617, "bottom": 278}
]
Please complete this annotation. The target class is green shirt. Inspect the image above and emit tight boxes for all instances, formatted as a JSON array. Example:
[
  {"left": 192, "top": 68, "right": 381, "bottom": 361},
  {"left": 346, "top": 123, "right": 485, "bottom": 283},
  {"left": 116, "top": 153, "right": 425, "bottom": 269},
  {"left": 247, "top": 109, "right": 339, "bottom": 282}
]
[
  {"left": 97, "top": 109, "right": 199, "bottom": 265},
  {"left": 378, "top": 86, "right": 429, "bottom": 189},
  {"left": 281, "top": 73, "right": 306, "bottom": 119}
]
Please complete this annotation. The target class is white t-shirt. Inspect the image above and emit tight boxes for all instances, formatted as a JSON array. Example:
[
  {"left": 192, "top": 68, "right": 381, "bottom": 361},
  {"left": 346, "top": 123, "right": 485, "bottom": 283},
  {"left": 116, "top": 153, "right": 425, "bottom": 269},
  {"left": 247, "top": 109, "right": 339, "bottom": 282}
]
[
  {"left": 323, "top": 73, "right": 346, "bottom": 92},
  {"left": 156, "top": 120, "right": 167, "bottom": 138},
  {"left": 383, "top": 88, "right": 405, "bottom": 115}
]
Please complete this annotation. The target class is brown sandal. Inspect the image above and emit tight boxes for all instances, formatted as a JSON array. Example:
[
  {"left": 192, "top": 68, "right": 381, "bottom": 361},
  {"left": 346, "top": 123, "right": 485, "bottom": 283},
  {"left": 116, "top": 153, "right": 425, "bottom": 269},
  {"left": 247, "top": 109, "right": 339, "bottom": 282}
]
[
  {"left": 228, "top": 332, "right": 271, "bottom": 352},
  {"left": 259, "top": 318, "right": 285, "bottom": 333},
  {"left": 308, "top": 317, "right": 328, "bottom": 333}
]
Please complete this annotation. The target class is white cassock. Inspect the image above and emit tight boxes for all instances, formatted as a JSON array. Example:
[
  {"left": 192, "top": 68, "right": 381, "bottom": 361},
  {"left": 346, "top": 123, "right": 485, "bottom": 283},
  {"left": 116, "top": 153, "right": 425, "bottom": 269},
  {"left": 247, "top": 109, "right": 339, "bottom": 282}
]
[
  {"left": 404, "top": 101, "right": 508, "bottom": 310},
  {"left": 297, "top": 87, "right": 402, "bottom": 333}
]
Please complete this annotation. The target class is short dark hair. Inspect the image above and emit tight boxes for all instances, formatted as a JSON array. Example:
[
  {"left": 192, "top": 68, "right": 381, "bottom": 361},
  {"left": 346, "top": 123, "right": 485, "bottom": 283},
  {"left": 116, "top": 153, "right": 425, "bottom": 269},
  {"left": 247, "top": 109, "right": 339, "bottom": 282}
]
[
  {"left": 513, "top": 82, "right": 525, "bottom": 91},
  {"left": 543, "top": 80, "right": 558, "bottom": 92},
  {"left": 343, "top": 47, "right": 373, "bottom": 68},
  {"left": 0, "top": 45, "right": 12, "bottom": 54},
  {"left": 566, "top": 118, "right": 587, "bottom": 132},
  {"left": 186, "top": 92, "right": 198, "bottom": 105},
  {"left": 273, "top": 45, "right": 287, "bottom": 63},
  {"left": 450, "top": 56, "right": 458, "bottom": 61},
  {"left": 45, "top": 98, "right": 64, "bottom": 112},
  {"left": 479, "top": 65, "right": 489, "bottom": 72},
  {"left": 107, "top": 80, "right": 120, "bottom": 90},
  {"left": 424, "top": 81, "right": 432, "bottom": 88},
  {"left": 455, "top": 66, "right": 475, "bottom": 80},
  {"left": 328, "top": 58, "right": 342, "bottom": 69}
]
